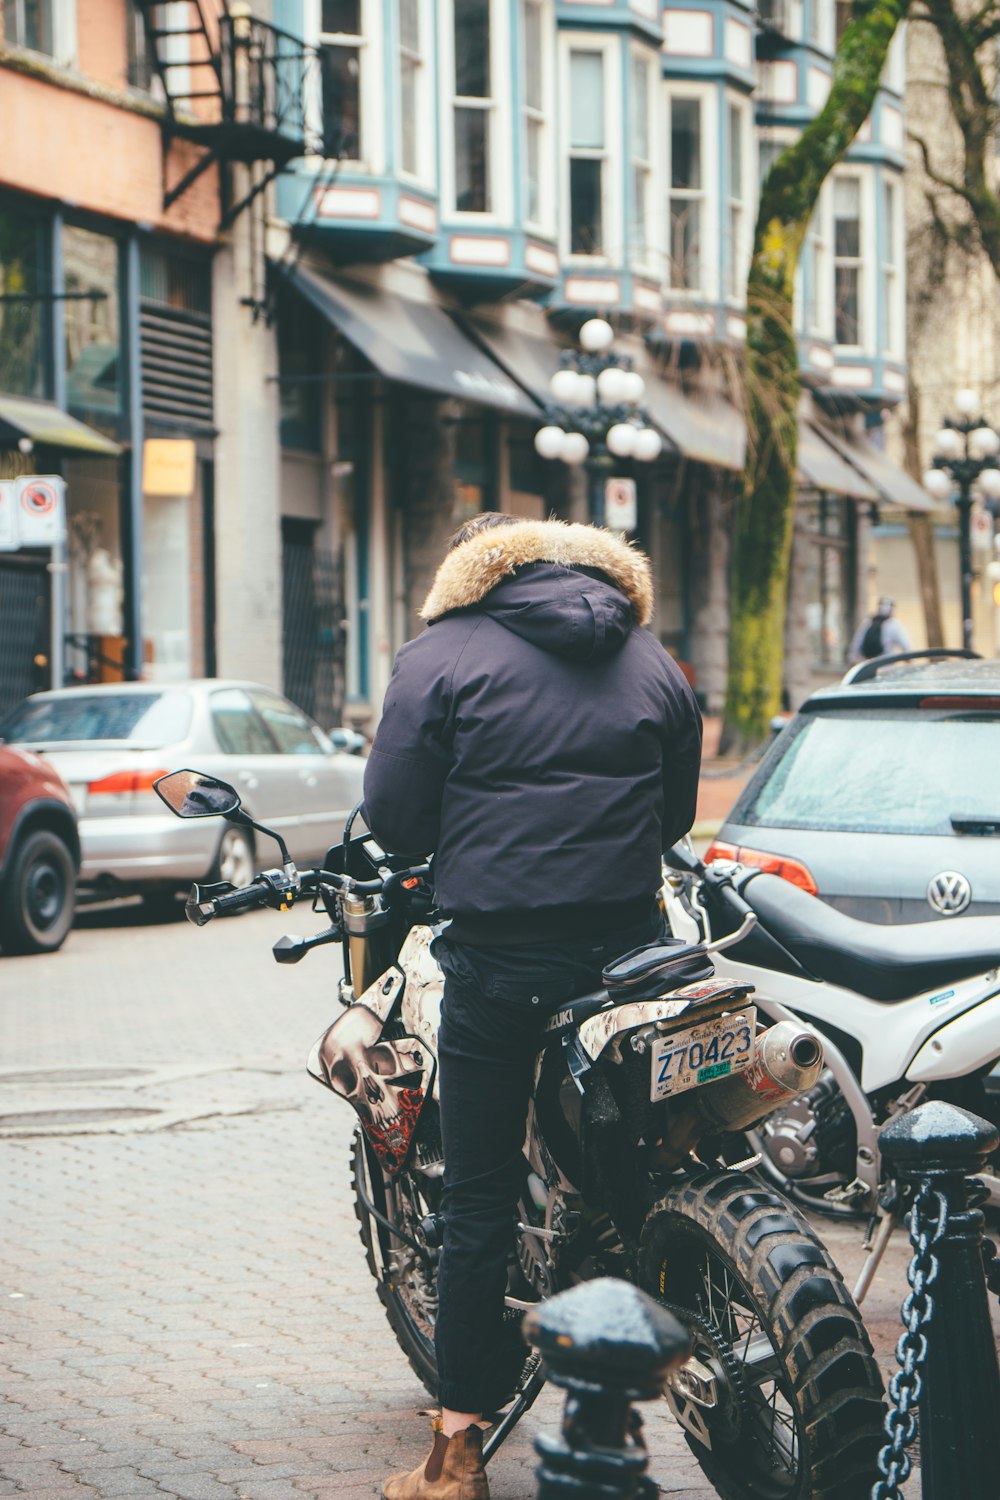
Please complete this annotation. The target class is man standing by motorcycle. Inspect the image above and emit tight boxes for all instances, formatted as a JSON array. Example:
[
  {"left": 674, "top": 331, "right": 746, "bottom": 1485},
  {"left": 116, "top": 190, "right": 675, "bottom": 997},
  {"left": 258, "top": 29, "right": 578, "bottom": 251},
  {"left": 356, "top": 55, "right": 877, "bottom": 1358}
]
[{"left": 363, "top": 513, "right": 702, "bottom": 1500}]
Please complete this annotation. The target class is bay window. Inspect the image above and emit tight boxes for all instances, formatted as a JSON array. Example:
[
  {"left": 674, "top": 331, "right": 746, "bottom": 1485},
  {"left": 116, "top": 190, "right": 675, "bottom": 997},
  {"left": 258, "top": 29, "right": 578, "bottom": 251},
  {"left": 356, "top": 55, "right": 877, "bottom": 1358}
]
[
  {"left": 398, "top": 0, "right": 429, "bottom": 180},
  {"left": 630, "top": 52, "right": 655, "bottom": 265},
  {"left": 833, "top": 174, "right": 862, "bottom": 345},
  {"left": 522, "top": 0, "right": 549, "bottom": 229},
  {"left": 568, "top": 49, "right": 607, "bottom": 254},
  {"left": 726, "top": 99, "right": 750, "bottom": 300},
  {"left": 669, "top": 94, "right": 705, "bottom": 293},
  {"left": 453, "top": 0, "right": 494, "bottom": 212},
  {"left": 882, "top": 175, "right": 902, "bottom": 355},
  {"left": 321, "top": 0, "right": 365, "bottom": 161}
]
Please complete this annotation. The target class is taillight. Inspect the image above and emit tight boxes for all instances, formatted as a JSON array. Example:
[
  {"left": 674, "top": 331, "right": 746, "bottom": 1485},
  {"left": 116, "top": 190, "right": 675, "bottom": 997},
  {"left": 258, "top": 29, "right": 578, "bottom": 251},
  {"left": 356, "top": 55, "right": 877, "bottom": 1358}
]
[
  {"left": 705, "top": 839, "right": 818, "bottom": 896},
  {"left": 705, "top": 840, "right": 739, "bottom": 863},
  {"left": 87, "top": 770, "right": 170, "bottom": 795}
]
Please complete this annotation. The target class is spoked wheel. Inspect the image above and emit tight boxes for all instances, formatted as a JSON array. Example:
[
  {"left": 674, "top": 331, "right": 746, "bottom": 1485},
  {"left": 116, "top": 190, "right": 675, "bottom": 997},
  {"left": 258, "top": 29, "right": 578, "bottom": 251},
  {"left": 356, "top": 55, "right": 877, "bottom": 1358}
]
[
  {"left": 350, "top": 1120, "right": 537, "bottom": 1412},
  {"left": 638, "top": 1172, "right": 884, "bottom": 1500},
  {"left": 350, "top": 1125, "right": 441, "bottom": 1395}
]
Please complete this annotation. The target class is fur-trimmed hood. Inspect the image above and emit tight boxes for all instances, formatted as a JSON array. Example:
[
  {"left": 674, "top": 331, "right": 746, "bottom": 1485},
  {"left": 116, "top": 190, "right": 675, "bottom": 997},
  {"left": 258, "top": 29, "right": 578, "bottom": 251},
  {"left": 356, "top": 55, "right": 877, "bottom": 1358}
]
[{"left": 420, "top": 519, "right": 654, "bottom": 627}]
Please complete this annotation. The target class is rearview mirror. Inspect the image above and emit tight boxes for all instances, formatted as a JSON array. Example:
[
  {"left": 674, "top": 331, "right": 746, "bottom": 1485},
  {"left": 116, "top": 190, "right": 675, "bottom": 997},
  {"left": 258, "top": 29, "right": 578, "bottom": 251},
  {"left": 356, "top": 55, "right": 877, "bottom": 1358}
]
[
  {"left": 154, "top": 770, "right": 241, "bottom": 819},
  {"left": 329, "top": 727, "right": 366, "bottom": 756}
]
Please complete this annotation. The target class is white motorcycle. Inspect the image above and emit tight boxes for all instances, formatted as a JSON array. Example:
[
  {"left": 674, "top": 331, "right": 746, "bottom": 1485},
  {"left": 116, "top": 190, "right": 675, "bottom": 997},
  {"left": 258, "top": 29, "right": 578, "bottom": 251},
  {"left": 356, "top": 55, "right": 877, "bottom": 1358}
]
[{"left": 661, "top": 843, "right": 1000, "bottom": 1301}]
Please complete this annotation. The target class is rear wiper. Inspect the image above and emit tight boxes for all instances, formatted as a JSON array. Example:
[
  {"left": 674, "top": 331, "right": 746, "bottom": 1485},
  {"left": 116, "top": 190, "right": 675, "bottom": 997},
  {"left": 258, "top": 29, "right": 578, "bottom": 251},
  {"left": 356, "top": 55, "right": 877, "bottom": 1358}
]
[{"left": 950, "top": 813, "right": 1000, "bottom": 835}]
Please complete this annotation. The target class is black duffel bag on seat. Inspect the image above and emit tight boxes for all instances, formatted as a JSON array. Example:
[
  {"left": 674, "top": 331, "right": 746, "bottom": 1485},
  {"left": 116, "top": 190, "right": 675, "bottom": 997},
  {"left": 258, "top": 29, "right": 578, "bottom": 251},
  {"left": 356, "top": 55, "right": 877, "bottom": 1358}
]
[{"left": 602, "top": 938, "right": 714, "bottom": 1004}]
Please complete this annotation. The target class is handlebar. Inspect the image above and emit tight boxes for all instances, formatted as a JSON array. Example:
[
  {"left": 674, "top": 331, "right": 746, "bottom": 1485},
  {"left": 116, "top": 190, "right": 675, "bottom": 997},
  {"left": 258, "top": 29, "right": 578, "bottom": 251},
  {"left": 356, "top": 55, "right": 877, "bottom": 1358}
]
[{"left": 184, "top": 860, "right": 432, "bottom": 926}]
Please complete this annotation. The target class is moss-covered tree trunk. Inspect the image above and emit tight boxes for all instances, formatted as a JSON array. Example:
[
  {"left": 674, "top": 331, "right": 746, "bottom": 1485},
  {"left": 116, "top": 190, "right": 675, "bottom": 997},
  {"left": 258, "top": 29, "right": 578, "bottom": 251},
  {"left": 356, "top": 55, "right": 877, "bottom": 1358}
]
[{"left": 722, "top": 0, "right": 910, "bottom": 752}]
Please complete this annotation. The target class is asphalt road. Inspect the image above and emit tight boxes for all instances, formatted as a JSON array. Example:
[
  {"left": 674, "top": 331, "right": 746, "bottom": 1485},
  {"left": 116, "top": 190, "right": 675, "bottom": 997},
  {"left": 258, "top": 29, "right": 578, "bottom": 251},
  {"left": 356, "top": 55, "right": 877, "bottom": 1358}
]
[{"left": 0, "top": 903, "right": 988, "bottom": 1498}]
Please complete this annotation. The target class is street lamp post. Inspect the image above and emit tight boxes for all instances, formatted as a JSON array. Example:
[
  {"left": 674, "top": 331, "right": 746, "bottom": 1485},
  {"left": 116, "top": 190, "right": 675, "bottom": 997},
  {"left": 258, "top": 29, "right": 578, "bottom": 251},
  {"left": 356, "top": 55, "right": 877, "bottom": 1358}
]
[
  {"left": 923, "top": 388, "right": 1000, "bottom": 651},
  {"left": 534, "top": 318, "right": 662, "bottom": 529}
]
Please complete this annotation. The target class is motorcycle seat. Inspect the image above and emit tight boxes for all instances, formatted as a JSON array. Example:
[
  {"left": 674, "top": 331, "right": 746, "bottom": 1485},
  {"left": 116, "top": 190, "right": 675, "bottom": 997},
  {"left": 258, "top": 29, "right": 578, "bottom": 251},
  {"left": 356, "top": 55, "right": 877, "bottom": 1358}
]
[{"left": 739, "top": 873, "right": 1000, "bottom": 1003}]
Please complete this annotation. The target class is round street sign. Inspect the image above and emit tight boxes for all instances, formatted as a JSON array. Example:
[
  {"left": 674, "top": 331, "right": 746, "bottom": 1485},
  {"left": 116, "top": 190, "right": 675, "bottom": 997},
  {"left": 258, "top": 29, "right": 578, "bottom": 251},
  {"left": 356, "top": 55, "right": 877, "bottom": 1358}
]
[{"left": 20, "top": 480, "right": 58, "bottom": 516}]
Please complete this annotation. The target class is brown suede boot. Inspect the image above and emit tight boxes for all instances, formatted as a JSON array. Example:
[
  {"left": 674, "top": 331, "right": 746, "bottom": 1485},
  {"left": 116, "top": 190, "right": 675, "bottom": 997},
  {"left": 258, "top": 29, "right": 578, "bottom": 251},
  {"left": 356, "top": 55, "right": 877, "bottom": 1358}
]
[{"left": 382, "top": 1418, "right": 489, "bottom": 1500}]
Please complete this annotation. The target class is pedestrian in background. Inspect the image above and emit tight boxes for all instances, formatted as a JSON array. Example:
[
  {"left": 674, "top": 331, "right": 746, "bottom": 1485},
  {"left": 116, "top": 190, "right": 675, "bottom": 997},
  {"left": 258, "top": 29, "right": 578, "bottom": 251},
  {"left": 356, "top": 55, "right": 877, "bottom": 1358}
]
[{"left": 847, "top": 596, "right": 913, "bottom": 663}]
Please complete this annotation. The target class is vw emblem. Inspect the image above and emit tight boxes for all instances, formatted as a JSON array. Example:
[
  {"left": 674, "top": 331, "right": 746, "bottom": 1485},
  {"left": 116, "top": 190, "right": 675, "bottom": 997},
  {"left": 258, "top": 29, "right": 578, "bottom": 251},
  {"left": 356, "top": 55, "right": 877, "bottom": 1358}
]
[{"left": 927, "top": 871, "right": 972, "bottom": 916}]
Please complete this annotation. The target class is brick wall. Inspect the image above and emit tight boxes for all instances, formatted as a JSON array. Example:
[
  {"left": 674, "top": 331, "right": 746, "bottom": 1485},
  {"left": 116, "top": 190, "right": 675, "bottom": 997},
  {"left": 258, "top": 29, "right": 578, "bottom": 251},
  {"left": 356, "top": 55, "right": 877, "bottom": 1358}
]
[{"left": 1, "top": 61, "right": 218, "bottom": 242}]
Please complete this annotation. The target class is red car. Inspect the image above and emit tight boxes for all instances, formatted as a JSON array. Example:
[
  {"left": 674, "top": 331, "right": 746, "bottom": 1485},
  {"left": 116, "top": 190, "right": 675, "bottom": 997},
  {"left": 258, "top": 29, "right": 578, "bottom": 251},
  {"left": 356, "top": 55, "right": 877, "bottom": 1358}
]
[{"left": 0, "top": 746, "right": 79, "bottom": 954}]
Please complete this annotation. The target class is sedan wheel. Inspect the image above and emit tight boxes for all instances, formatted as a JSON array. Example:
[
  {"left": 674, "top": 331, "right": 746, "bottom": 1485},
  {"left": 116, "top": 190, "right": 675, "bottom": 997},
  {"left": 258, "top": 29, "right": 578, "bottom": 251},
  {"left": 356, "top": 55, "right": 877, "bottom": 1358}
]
[
  {"left": 0, "top": 830, "right": 76, "bottom": 955},
  {"left": 213, "top": 826, "right": 255, "bottom": 888}
]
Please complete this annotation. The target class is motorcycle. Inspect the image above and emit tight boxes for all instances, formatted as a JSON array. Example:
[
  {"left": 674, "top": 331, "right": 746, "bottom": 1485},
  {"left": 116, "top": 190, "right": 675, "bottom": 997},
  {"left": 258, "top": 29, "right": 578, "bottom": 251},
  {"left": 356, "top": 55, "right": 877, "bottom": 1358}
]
[
  {"left": 661, "top": 841, "right": 1000, "bottom": 1301},
  {"left": 154, "top": 768, "right": 886, "bottom": 1500}
]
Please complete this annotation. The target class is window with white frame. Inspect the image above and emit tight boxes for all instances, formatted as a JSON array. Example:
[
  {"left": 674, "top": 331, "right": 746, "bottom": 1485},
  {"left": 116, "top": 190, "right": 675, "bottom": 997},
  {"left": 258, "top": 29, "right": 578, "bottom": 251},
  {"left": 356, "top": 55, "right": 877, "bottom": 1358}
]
[
  {"left": 453, "top": 0, "right": 495, "bottom": 212},
  {"left": 808, "top": 0, "right": 833, "bottom": 49},
  {"left": 398, "top": 0, "right": 429, "bottom": 179},
  {"left": 630, "top": 51, "right": 655, "bottom": 266},
  {"left": 3, "top": 0, "right": 74, "bottom": 63},
  {"left": 833, "top": 173, "right": 863, "bottom": 345},
  {"left": 806, "top": 189, "right": 830, "bottom": 333},
  {"left": 568, "top": 48, "right": 608, "bottom": 254},
  {"left": 522, "top": 0, "right": 550, "bottom": 229},
  {"left": 726, "top": 99, "right": 750, "bottom": 299},
  {"left": 321, "top": 1, "right": 365, "bottom": 161},
  {"left": 882, "top": 174, "right": 902, "bottom": 355},
  {"left": 668, "top": 93, "right": 706, "bottom": 293}
]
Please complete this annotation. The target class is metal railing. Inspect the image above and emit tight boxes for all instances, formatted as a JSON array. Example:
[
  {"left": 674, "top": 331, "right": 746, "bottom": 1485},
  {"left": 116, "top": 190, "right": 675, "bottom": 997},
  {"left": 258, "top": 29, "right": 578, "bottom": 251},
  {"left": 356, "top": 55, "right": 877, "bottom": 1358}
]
[{"left": 218, "top": 13, "right": 325, "bottom": 157}]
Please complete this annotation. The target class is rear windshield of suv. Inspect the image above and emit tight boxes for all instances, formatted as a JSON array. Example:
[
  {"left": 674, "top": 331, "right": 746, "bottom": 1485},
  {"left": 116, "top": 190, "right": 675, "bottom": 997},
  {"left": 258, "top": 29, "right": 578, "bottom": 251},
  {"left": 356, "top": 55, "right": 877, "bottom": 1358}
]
[
  {"left": 738, "top": 706, "right": 1000, "bottom": 836},
  {"left": 0, "top": 691, "right": 192, "bottom": 748}
]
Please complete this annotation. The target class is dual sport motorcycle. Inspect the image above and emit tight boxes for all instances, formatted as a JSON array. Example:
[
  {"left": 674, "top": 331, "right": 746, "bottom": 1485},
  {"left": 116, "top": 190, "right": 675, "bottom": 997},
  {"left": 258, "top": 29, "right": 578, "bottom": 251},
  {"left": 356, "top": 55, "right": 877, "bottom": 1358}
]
[{"left": 154, "top": 768, "right": 887, "bottom": 1500}]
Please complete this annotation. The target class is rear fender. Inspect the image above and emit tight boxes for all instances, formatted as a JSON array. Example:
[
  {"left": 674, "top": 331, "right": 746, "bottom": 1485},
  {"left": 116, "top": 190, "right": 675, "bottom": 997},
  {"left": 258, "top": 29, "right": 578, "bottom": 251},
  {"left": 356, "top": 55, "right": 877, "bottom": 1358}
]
[
  {"left": 577, "top": 978, "right": 755, "bottom": 1064},
  {"left": 308, "top": 967, "right": 435, "bottom": 1176}
]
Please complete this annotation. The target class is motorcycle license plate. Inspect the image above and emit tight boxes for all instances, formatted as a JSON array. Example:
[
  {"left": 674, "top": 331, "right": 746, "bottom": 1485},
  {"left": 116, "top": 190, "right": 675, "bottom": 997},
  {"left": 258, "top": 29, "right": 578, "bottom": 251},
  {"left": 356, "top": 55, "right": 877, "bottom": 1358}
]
[{"left": 649, "top": 1008, "right": 756, "bottom": 1103}]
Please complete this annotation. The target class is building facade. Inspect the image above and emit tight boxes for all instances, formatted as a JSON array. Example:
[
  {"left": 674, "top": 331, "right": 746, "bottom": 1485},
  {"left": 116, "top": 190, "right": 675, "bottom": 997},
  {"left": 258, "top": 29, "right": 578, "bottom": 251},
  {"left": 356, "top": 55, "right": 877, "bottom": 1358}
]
[{"left": 0, "top": 1, "right": 928, "bottom": 728}]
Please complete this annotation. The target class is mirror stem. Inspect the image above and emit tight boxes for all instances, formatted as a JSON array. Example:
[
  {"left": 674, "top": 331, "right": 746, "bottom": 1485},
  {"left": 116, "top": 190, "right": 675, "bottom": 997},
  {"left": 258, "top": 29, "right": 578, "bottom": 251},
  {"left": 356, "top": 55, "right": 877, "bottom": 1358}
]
[{"left": 226, "top": 807, "right": 293, "bottom": 867}]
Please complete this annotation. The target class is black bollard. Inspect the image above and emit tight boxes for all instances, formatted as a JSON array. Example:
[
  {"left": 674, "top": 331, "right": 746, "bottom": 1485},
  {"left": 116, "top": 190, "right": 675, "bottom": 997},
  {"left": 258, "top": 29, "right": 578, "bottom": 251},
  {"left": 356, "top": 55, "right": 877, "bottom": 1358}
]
[
  {"left": 524, "top": 1278, "right": 692, "bottom": 1500},
  {"left": 878, "top": 1099, "right": 1000, "bottom": 1500}
]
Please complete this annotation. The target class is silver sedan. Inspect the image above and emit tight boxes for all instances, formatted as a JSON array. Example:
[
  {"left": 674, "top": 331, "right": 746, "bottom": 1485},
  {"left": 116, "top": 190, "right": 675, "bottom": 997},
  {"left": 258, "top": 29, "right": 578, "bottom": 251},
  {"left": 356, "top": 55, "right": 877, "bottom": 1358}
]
[{"left": 0, "top": 681, "right": 366, "bottom": 912}]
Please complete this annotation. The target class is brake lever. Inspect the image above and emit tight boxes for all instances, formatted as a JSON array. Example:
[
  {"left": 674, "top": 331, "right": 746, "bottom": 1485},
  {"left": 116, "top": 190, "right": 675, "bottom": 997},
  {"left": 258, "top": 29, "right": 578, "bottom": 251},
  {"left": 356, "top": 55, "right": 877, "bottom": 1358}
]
[{"left": 272, "top": 925, "right": 343, "bottom": 964}]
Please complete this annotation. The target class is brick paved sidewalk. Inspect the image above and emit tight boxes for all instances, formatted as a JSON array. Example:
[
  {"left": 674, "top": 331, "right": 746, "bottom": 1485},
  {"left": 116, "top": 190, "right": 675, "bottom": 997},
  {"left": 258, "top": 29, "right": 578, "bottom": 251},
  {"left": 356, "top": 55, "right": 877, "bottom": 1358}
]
[{"left": 0, "top": 1101, "right": 716, "bottom": 1500}]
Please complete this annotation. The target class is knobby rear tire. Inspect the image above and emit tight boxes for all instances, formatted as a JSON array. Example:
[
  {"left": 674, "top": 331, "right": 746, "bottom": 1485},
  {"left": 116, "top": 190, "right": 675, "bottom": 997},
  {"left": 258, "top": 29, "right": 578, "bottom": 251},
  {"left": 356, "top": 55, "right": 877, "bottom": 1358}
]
[{"left": 638, "top": 1171, "right": 885, "bottom": 1500}]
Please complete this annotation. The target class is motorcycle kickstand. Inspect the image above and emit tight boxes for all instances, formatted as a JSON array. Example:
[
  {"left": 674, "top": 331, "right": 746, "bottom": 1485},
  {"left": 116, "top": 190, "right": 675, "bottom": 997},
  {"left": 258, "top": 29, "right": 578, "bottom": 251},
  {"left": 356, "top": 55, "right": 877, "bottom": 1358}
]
[
  {"left": 481, "top": 1360, "right": 547, "bottom": 1466},
  {"left": 851, "top": 1204, "right": 899, "bottom": 1306}
]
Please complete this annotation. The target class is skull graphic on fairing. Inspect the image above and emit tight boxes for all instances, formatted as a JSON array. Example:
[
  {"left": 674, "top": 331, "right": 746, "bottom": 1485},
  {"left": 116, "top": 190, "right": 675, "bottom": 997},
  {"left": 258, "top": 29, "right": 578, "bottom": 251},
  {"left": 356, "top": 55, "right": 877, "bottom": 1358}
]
[{"left": 308, "top": 1004, "right": 433, "bottom": 1173}]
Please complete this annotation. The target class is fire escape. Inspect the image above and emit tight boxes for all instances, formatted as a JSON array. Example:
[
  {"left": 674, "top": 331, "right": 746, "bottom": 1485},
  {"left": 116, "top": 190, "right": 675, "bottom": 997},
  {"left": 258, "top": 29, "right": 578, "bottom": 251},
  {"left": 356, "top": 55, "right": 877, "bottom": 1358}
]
[{"left": 134, "top": 1, "right": 330, "bottom": 231}]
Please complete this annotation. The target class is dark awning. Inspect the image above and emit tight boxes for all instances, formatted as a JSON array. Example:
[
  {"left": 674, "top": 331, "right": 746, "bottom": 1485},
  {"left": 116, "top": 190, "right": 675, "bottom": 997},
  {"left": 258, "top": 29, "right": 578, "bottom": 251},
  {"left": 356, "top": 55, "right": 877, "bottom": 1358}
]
[
  {"left": 818, "top": 425, "right": 934, "bottom": 511},
  {"left": 0, "top": 395, "right": 122, "bottom": 457},
  {"left": 463, "top": 317, "right": 568, "bottom": 405},
  {"left": 799, "top": 423, "right": 877, "bottom": 500},
  {"left": 279, "top": 263, "right": 540, "bottom": 419},
  {"left": 640, "top": 381, "right": 745, "bottom": 471}
]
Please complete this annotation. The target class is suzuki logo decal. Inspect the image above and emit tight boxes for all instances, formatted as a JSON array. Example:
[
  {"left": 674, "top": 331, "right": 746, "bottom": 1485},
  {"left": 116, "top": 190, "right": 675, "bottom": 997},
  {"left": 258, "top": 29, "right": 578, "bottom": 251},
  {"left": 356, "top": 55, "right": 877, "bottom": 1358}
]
[{"left": 927, "top": 871, "right": 972, "bottom": 916}]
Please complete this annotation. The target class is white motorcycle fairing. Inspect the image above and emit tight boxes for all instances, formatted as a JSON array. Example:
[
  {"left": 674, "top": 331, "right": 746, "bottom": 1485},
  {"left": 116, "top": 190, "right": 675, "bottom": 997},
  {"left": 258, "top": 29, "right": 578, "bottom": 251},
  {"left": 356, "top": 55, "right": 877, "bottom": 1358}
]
[{"left": 664, "top": 880, "right": 1000, "bottom": 1095}]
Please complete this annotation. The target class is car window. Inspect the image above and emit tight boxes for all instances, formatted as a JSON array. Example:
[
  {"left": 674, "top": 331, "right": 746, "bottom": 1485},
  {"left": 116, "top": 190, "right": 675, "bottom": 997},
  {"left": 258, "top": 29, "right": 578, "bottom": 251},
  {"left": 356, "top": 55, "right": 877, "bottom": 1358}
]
[
  {"left": 210, "top": 689, "right": 276, "bottom": 755},
  {"left": 739, "top": 708, "right": 1000, "bottom": 836},
  {"left": 249, "top": 691, "right": 324, "bottom": 756},
  {"left": 0, "top": 691, "right": 191, "bottom": 747}
]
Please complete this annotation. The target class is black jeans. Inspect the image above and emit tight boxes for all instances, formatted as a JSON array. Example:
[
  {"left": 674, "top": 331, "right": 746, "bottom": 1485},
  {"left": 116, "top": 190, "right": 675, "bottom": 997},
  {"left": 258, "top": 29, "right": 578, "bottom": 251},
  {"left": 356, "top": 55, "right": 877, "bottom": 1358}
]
[{"left": 432, "top": 913, "right": 662, "bottom": 1414}]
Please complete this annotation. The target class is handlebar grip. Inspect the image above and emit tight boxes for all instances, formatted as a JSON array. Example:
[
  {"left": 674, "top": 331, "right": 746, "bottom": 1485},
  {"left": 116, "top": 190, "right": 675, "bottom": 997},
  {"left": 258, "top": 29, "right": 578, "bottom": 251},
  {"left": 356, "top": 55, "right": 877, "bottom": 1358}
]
[{"left": 212, "top": 883, "right": 267, "bottom": 917}]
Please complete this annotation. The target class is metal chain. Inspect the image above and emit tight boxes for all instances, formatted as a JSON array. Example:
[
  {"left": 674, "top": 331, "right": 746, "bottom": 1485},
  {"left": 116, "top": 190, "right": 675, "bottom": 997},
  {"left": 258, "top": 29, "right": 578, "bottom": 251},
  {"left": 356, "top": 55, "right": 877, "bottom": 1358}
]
[{"left": 871, "top": 1184, "right": 949, "bottom": 1500}]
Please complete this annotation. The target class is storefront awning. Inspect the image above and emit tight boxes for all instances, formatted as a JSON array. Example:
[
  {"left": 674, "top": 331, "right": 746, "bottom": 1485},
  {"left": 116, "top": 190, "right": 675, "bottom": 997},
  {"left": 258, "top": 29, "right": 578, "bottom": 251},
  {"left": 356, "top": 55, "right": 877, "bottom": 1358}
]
[
  {"left": 799, "top": 423, "right": 877, "bottom": 500},
  {"left": 641, "top": 382, "right": 745, "bottom": 471},
  {"left": 817, "top": 425, "right": 934, "bottom": 511},
  {"left": 462, "top": 318, "right": 569, "bottom": 405},
  {"left": 279, "top": 263, "right": 541, "bottom": 419},
  {"left": 0, "top": 395, "right": 122, "bottom": 457}
]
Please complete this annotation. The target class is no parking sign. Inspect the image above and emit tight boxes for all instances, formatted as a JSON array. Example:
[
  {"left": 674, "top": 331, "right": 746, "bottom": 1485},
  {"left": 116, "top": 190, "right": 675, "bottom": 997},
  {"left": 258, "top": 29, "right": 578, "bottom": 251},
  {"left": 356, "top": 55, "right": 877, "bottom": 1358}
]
[{"left": 14, "top": 475, "right": 66, "bottom": 546}]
